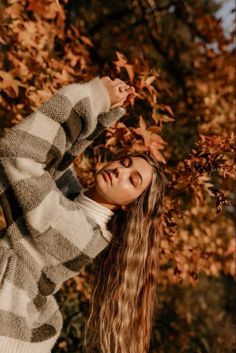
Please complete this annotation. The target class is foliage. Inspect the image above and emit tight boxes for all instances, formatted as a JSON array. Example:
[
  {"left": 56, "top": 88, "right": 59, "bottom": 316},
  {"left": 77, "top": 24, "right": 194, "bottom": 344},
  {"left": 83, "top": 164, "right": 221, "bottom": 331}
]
[
  {"left": 150, "top": 274, "right": 235, "bottom": 353},
  {"left": 0, "top": 0, "right": 235, "bottom": 352}
]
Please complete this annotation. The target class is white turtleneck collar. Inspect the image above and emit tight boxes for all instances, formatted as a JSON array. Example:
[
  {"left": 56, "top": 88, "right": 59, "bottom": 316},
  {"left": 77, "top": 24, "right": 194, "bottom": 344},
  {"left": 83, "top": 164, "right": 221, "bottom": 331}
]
[{"left": 76, "top": 189, "right": 114, "bottom": 228}]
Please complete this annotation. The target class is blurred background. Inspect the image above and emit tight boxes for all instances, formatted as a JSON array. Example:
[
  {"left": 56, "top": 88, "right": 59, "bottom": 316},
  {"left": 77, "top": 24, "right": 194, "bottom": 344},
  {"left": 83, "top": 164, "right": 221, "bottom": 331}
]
[{"left": 0, "top": 0, "right": 235, "bottom": 352}]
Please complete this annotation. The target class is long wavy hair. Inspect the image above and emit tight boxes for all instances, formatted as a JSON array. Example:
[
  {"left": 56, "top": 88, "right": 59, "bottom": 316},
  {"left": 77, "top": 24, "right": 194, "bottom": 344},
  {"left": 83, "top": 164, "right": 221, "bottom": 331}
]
[{"left": 84, "top": 151, "right": 168, "bottom": 353}]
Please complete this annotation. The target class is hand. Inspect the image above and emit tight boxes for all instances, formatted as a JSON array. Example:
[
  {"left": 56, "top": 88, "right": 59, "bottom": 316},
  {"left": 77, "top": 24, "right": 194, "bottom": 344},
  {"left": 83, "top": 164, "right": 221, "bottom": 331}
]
[
  {"left": 123, "top": 86, "right": 136, "bottom": 107},
  {"left": 100, "top": 76, "right": 135, "bottom": 109}
]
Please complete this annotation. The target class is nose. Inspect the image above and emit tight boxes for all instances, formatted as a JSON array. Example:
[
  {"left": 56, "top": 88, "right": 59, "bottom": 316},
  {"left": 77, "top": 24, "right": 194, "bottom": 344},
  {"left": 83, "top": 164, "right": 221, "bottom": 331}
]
[
  {"left": 112, "top": 167, "right": 128, "bottom": 179},
  {"left": 113, "top": 167, "right": 120, "bottom": 178},
  {"left": 105, "top": 167, "right": 124, "bottom": 179}
]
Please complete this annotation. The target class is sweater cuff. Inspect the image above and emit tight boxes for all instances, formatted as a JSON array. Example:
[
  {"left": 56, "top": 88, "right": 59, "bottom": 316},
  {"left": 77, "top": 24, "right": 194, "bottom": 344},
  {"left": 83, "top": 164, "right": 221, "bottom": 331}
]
[
  {"left": 87, "top": 77, "right": 111, "bottom": 115},
  {"left": 97, "top": 106, "right": 126, "bottom": 127}
]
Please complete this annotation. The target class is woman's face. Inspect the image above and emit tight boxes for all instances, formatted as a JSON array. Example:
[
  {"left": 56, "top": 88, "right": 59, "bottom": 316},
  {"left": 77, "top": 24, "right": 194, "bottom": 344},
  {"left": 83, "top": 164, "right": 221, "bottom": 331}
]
[{"left": 92, "top": 156, "right": 153, "bottom": 210}]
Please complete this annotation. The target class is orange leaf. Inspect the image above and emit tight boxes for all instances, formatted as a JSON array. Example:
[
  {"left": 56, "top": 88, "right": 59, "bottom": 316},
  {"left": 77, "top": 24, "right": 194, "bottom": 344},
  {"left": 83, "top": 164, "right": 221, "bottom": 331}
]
[
  {"left": 125, "top": 64, "right": 134, "bottom": 82},
  {"left": 139, "top": 115, "right": 147, "bottom": 130},
  {"left": 145, "top": 76, "right": 156, "bottom": 85},
  {"left": 150, "top": 134, "right": 167, "bottom": 147},
  {"left": 115, "top": 51, "right": 127, "bottom": 64},
  {"left": 80, "top": 35, "right": 93, "bottom": 47},
  {"left": 164, "top": 105, "right": 175, "bottom": 117},
  {"left": 105, "top": 137, "right": 117, "bottom": 147},
  {"left": 3, "top": 3, "right": 22, "bottom": 19},
  {"left": 149, "top": 143, "right": 166, "bottom": 163},
  {"left": 0, "top": 71, "right": 24, "bottom": 96},
  {"left": 113, "top": 51, "right": 127, "bottom": 68},
  {"left": 131, "top": 142, "right": 149, "bottom": 152},
  {"left": 27, "top": 0, "right": 62, "bottom": 20},
  {"left": 161, "top": 115, "right": 175, "bottom": 122}
]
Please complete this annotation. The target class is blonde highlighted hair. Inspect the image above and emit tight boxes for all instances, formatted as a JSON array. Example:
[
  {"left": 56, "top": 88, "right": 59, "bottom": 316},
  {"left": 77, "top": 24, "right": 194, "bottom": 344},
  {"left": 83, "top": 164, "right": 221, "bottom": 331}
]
[{"left": 85, "top": 151, "right": 168, "bottom": 353}]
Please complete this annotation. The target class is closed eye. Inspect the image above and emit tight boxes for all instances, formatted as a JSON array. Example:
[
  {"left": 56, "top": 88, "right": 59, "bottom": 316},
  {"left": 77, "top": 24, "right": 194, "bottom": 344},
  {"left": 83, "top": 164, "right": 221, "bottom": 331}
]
[
  {"left": 130, "top": 176, "right": 135, "bottom": 186},
  {"left": 120, "top": 157, "right": 142, "bottom": 186},
  {"left": 120, "top": 157, "right": 132, "bottom": 167}
]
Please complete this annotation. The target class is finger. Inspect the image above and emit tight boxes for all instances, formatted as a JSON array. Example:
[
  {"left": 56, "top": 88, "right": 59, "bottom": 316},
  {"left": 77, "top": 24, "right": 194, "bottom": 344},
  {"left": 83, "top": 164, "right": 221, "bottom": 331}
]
[
  {"left": 125, "top": 87, "right": 135, "bottom": 94},
  {"left": 101, "top": 76, "right": 112, "bottom": 82},
  {"left": 115, "top": 83, "right": 129, "bottom": 91},
  {"left": 114, "top": 80, "right": 129, "bottom": 89},
  {"left": 111, "top": 98, "right": 126, "bottom": 109},
  {"left": 118, "top": 88, "right": 129, "bottom": 99},
  {"left": 123, "top": 92, "right": 136, "bottom": 106},
  {"left": 123, "top": 84, "right": 131, "bottom": 90},
  {"left": 118, "top": 85, "right": 130, "bottom": 93},
  {"left": 113, "top": 78, "right": 124, "bottom": 83},
  {"left": 129, "top": 92, "right": 137, "bottom": 99}
]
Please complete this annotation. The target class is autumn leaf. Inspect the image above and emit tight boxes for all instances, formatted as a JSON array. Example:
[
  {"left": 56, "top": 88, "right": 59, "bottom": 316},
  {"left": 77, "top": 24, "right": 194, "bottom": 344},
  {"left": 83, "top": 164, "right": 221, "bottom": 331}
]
[
  {"left": 114, "top": 51, "right": 127, "bottom": 66},
  {"left": 0, "top": 70, "right": 24, "bottom": 96},
  {"left": 145, "top": 76, "right": 156, "bottom": 85},
  {"left": 80, "top": 35, "right": 94, "bottom": 47},
  {"left": 27, "top": 0, "right": 63, "bottom": 20},
  {"left": 139, "top": 115, "right": 147, "bottom": 129},
  {"left": 149, "top": 143, "right": 166, "bottom": 163},
  {"left": 125, "top": 64, "right": 134, "bottom": 82},
  {"left": 164, "top": 105, "right": 175, "bottom": 117},
  {"left": 3, "top": 3, "right": 22, "bottom": 19},
  {"left": 113, "top": 51, "right": 135, "bottom": 82}
]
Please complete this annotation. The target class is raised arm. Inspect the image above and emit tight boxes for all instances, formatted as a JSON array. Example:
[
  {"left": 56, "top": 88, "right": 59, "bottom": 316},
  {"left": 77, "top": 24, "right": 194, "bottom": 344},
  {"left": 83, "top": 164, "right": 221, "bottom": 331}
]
[
  {"left": 0, "top": 77, "right": 127, "bottom": 242},
  {"left": 0, "top": 78, "right": 126, "bottom": 179}
]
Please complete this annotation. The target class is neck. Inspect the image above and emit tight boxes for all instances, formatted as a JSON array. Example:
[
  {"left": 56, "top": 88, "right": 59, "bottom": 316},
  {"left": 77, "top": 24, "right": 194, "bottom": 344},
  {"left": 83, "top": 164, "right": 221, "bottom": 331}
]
[{"left": 84, "top": 188, "right": 117, "bottom": 211}]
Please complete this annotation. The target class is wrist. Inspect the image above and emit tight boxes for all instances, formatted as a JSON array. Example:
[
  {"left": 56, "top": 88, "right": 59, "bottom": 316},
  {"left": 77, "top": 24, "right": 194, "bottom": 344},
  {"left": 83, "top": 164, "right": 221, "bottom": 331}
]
[
  {"left": 99, "top": 78, "right": 112, "bottom": 110},
  {"left": 87, "top": 78, "right": 111, "bottom": 113}
]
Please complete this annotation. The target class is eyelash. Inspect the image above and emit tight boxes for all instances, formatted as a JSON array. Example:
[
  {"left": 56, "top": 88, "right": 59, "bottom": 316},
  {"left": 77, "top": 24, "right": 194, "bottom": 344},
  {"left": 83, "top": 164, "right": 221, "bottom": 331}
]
[
  {"left": 120, "top": 159, "right": 135, "bottom": 186},
  {"left": 120, "top": 159, "right": 129, "bottom": 167}
]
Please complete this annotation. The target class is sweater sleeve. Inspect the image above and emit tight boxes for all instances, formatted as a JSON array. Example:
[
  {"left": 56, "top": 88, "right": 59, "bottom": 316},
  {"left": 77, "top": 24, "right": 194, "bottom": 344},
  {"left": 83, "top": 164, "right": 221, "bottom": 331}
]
[
  {"left": 0, "top": 78, "right": 123, "bottom": 257},
  {"left": 0, "top": 78, "right": 124, "bottom": 179}
]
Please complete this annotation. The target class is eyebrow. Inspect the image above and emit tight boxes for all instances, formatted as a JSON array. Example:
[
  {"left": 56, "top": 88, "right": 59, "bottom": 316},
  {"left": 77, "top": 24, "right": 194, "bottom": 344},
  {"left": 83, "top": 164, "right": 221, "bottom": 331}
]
[{"left": 126, "top": 157, "right": 143, "bottom": 186}]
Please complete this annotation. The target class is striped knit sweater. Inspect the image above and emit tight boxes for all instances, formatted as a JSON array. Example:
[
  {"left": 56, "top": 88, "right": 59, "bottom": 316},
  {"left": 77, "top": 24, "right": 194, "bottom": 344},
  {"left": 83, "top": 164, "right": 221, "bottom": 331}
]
[{"left": 0, "top": 78, "right": 125, "bottom": 353}]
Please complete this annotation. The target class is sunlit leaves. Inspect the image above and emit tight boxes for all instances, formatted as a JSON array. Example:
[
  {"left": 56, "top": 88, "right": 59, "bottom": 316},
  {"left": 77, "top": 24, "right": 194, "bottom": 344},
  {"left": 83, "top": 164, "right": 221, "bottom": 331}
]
[{"left": 0, "top": 70, "right": 24, "bottom": 96}]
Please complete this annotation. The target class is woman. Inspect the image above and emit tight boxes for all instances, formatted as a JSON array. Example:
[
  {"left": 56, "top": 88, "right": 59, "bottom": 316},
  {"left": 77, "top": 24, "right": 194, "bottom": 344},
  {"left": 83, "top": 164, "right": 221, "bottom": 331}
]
[
  {"left": 84, "top": 150, "right": 167, "bottom": 353},
  {"left": 0, "top": 76, "right": 167, "bottom": 353}
]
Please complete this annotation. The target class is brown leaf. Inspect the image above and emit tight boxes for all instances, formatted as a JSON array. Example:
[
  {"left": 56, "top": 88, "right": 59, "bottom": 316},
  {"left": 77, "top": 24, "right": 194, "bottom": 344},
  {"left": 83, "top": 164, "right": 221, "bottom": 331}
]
[
  {"left": 145, "top": 76, "right": 156, "bottom": 85},
  {"left": 149, "top": 144, "right": 166, "bottom": 163},
  {"left": 80, "top": 35, "right": 94, "bottom": 47},
  {"left": 3, "top": 3, "right": 22, "bottom": 19},
  {"left": 125, "top": 64, "right": 134, "bottom": 82},
  {"left": 27, "top": 0, "right": 63, "bottom": 20},
  {"left": 0, "top": 70, "right": 24, "bottom": 96},
  {"left": 164, "top": 105, "right": 175, "bottom": 117}
]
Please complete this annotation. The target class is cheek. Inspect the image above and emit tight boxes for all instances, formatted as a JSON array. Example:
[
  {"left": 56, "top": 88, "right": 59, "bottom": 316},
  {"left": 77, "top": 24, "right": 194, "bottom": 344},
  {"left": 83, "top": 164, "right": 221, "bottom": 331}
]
[{"left": 114, "top": 182, "right": 140, "bottom": 203}]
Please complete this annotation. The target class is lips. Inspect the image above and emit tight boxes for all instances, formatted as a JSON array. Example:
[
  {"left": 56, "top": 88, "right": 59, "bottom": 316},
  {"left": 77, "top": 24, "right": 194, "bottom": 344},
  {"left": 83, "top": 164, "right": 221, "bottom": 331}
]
[{"left": 103, "top": 170, "right": 112, "bottom": 184}]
